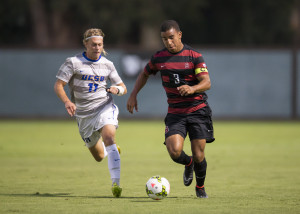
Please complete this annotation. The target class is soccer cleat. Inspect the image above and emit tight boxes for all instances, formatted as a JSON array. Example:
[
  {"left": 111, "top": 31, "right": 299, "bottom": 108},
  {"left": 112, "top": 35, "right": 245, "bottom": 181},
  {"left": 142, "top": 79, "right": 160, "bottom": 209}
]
[
  {"left": 195, "top": 186, "right": 208, "bottom": 198},
  {"left": 183, "top": 158, "right": 194, "bottom": 186},
  {"left": 117, "top": 145, "right": 121, "bottom": 154},
  {"left": 112, "top": 182, "right": 122, "bottom": 198}
]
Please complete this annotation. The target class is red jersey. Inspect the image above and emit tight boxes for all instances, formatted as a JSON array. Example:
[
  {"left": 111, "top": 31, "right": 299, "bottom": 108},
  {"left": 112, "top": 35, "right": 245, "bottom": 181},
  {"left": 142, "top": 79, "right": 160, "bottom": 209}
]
[{"left": 144, "top": 44, "right": 209, "bottom": 114}]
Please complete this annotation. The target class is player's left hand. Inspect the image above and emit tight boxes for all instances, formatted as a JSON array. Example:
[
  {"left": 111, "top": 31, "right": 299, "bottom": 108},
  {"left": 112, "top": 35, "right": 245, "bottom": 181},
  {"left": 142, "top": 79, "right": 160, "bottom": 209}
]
[
  {"left": 127, "top": 95, "right": 138, "bottom": 114},
  {"left": 177, "top": 85, "right": 195, "bottom": 96}
]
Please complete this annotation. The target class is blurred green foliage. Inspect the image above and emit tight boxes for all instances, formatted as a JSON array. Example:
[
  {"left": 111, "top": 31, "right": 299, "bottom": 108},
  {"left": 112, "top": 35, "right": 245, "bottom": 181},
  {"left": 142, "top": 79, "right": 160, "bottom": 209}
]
[{"left": 0, "top": 0, "right": 296, "bottom": 48}]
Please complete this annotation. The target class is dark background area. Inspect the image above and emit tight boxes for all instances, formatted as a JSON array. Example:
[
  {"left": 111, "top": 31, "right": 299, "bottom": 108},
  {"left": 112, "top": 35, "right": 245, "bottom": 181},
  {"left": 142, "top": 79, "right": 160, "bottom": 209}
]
[{"left": 0, "top": 0, "right": 298, "bottom": 49}]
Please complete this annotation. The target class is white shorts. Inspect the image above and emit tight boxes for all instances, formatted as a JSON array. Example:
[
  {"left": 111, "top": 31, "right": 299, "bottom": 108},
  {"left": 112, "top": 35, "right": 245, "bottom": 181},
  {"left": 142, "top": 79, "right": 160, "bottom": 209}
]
[{"left": 76, "top": 102, "right": 119, "bottom": 148}]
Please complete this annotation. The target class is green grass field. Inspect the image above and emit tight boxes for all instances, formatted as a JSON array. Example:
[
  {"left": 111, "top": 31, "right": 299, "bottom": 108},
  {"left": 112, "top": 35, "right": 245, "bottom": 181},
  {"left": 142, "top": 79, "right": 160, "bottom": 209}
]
[{"left": 0, "top": 120, "right": 299, "bottom": 214}]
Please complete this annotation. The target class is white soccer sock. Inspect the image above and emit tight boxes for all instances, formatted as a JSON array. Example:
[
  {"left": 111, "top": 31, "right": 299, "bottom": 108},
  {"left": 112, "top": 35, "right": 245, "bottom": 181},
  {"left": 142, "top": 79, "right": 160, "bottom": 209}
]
[
  {"left": 102, "top": 141, "right": 108, "bottom": 158},
  {"left": 106, "top": 144, "right": 121, "bottom": 185}
]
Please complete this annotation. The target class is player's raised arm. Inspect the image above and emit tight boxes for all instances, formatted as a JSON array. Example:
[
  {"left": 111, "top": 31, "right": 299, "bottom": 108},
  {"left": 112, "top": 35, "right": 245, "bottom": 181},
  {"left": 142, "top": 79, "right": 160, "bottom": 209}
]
[{"left": 127, "top": 71, "right": 149, "bottom": 114}]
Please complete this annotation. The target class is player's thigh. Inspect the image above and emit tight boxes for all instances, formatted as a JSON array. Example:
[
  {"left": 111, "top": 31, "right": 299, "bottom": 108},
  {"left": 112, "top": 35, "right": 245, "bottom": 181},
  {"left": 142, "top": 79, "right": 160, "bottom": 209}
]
[
  {"left": 164, "top": 113, "right": 187, "bottom": 141},
  {"left": 98, "top": 103, "right": 119, "bottom": 146},
  {"left": 164, "top": 113, "right": 187, "bottom": 158},
  {"left": 187, "top": 114, "right": 215, "bottom": 143}
]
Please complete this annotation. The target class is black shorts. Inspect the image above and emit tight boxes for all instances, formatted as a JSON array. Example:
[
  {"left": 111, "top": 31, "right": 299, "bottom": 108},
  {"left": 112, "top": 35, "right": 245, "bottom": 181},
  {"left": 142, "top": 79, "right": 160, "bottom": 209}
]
[{"left": 164, "top": 107, "right": 215, "bottom": 143}]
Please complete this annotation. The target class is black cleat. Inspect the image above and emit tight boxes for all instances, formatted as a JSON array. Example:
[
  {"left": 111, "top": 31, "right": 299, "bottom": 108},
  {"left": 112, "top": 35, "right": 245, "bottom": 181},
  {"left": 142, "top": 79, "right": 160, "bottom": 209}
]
[
  {"left": 195, "top": 186, "right": 208, "bottom": 198},
  {"left": 183, "top": 158, "right": 194, "bottom": 186}
]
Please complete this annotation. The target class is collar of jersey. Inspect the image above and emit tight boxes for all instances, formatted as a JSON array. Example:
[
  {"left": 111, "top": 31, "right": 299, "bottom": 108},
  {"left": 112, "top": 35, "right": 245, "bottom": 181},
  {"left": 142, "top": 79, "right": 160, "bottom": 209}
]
[{"left": 82, "top": 52, "right": 102, "bottom": 62}]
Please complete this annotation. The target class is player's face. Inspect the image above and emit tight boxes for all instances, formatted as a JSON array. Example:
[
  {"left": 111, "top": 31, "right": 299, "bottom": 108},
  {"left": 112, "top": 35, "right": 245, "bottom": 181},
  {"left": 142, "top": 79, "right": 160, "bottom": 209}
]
[
  {"left": 161, "top": 28, "right": 183, "bottom": 53},
  {"left": 84, "top": 37, "right": 103, "bottom": 60}
]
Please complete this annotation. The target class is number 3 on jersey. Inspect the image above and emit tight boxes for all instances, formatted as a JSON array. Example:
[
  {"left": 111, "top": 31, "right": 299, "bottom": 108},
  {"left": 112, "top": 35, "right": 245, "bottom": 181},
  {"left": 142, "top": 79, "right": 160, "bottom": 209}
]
[
  {"left": 88, "top": 83, "right": 98, "bottom": 92},
  {"left": 173, "top": 74, "right": 180, "bottom": 84}
]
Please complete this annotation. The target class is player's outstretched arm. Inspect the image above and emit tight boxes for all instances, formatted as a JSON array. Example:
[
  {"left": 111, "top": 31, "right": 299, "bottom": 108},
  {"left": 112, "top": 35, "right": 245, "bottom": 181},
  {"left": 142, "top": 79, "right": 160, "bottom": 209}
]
[
  {"left": 54, "top": 79, "right": 76, "bottom": 117},
  {"left": 127, "top": 71, "right": 149, "bottom": 114}
]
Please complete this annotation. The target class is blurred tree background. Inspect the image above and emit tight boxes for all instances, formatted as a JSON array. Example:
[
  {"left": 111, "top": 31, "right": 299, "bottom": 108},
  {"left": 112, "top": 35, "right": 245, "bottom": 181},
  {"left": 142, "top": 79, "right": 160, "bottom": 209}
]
[{"left": 0, "top": 0, "right": 297, "bottom": 49}]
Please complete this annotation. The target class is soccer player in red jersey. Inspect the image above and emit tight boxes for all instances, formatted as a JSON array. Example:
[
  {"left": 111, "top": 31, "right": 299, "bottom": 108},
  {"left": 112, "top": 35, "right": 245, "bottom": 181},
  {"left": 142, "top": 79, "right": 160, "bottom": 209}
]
[{"left": 127, "top": 20, "right": 215, "bottom": 198}]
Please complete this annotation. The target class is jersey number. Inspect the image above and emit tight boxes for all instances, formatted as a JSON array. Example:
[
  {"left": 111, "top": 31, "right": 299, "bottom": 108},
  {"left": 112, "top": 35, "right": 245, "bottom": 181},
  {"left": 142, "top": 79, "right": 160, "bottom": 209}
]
[
  {"left": 88, "top": 83, "right": 98, "bottom": 92},
  {"left": 173, "top": 74, "right": 180, "bottom": 84}
]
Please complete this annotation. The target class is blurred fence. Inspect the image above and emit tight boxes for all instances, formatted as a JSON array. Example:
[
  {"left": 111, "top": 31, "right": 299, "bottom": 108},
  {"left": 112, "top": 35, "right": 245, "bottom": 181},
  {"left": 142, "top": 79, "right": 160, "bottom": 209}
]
[{"left": 0, "top": 48, "right": 299, "bottom": 119}]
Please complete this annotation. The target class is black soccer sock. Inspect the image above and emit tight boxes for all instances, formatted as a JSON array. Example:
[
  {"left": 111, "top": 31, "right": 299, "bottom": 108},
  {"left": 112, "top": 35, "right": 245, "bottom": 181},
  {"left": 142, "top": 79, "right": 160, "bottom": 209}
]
[
  {"left": 171, "top": 151, "right": 192, "bottom": 166},
  {"left": 194, "top": 158, "right": 207, "bottom": 188}
]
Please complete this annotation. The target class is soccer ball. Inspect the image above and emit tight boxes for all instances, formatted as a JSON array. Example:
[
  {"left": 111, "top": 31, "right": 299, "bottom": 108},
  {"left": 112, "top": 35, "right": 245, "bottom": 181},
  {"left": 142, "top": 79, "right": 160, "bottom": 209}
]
[{"left": 145, "top": 175, "right": 170, "bottom": 200}]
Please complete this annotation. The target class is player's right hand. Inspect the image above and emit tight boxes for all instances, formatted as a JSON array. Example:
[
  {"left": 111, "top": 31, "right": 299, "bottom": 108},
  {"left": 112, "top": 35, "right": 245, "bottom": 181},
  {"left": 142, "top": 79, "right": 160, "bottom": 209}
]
[{"left": 65, "top": 101, "right": 76, "bottom": 117}]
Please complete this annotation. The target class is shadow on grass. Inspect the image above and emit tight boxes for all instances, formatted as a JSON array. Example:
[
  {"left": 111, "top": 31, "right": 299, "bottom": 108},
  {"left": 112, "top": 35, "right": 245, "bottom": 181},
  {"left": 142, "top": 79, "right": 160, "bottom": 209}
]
[{"left": 1, "top": 192, "right": 179, "bottom": 200}]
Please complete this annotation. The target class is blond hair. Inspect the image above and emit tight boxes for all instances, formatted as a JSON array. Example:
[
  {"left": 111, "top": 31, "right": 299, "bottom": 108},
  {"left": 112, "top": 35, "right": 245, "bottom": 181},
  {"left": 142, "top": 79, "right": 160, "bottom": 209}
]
[{"left": 83, "top": 28, "right": 107, "bottom": 55}]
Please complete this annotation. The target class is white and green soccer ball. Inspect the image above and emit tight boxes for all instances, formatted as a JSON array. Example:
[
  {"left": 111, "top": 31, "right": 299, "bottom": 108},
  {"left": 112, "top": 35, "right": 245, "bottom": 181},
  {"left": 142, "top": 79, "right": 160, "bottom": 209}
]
[{"left": 145, "top": 175, "right": 170, "bottom": 200}]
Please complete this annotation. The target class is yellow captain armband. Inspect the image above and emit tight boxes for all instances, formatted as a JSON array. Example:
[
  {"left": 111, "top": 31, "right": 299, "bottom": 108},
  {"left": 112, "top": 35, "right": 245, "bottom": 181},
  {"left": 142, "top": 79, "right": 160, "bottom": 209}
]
[{"left": 195, "top": 67, "right": 208, "bottom": 75}]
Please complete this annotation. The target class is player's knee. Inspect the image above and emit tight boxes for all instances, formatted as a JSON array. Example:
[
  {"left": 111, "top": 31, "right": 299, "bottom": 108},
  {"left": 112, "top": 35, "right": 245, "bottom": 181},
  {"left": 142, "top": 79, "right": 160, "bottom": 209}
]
[
  {"left": 192, "top": 153, "right": 205, "bottom": 163},
  {"left": 102, "top": 136, "right": 114, "bottom": 146},
  {"left": 169, "top": 150, "right": 182, "bottom": 161},
  {"left": 191, "top": 146, "right": 205, "bottom": 163},
  {"left": 166, "top": 144, "right": 181, "bottom": 160}
]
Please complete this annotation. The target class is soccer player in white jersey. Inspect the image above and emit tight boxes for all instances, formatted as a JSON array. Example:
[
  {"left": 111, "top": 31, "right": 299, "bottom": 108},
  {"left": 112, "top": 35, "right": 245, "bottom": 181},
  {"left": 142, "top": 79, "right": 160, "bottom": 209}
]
[{"left": 54, "top": 28, "right": 127, "bottom": 197}]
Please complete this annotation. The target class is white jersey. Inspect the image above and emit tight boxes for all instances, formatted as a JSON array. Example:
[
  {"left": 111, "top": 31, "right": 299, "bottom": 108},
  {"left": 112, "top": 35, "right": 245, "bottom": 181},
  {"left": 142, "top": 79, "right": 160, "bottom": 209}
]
[{"left": 56, "top": 52, "right": 123, "bottom": 118}]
